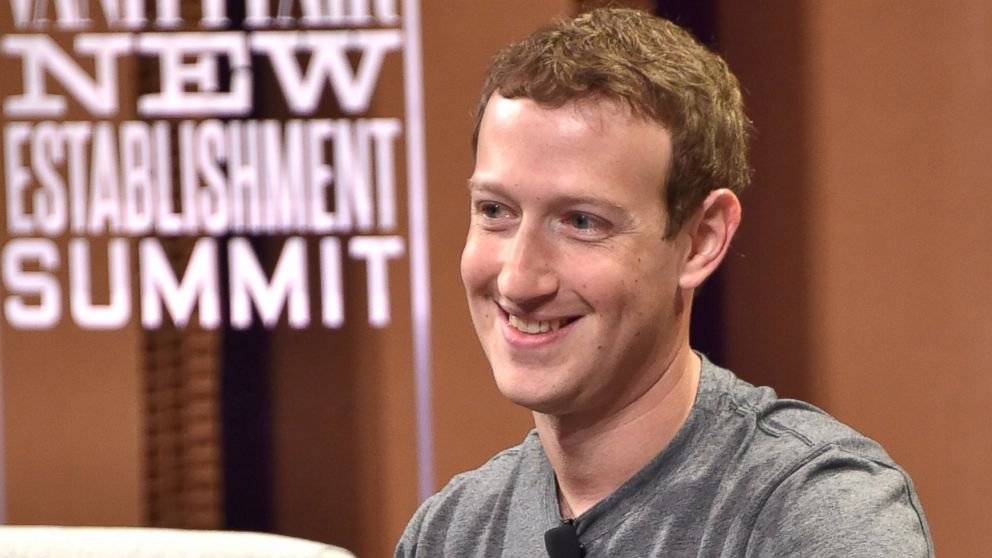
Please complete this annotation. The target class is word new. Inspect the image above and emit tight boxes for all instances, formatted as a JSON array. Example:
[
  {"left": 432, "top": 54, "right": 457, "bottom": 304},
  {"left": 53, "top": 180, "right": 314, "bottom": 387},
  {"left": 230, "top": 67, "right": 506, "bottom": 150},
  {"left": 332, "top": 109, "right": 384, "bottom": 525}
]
[{"left": 2, "top": 29, "right": 402, "bottom": 117}]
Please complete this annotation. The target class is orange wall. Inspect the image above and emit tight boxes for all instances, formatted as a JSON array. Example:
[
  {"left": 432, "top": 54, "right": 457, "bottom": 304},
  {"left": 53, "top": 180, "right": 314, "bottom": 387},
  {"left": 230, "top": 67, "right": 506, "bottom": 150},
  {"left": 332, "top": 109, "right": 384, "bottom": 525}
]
[
  {"left": 3, "top": 325, "right": 144, "bottom": 525},
  {"left": 721, "top": 2, "right": 992, "bottom": 555}
]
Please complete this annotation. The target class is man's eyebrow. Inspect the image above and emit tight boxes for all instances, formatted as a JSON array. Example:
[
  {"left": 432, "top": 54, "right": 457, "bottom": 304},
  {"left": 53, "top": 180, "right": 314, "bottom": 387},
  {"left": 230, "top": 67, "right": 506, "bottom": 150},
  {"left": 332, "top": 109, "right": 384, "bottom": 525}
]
[
  {"left": 466, "top": 179, "right": 630, "bottom": 214},
  {"left": 554, "top": 194, "right": 628, "bottom": 214},
  {"left": 466, "top": 178, "right": 498, "bottom": 192}
]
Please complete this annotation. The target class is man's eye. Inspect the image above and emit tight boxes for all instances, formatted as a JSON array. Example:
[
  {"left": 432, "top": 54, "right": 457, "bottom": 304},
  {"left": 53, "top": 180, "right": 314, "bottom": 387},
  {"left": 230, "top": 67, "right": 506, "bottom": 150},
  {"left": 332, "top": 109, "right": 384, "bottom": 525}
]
[
  {"left": 479, "top": 202, "right": 507, "bottom": 218},
  {"left": 566, "top": 212, "right": 597, "bottom": 230}
]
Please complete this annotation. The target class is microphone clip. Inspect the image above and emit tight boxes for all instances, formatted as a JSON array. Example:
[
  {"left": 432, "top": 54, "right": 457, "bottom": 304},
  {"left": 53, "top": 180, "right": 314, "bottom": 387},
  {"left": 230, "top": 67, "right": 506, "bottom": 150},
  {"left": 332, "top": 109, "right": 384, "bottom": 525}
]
[{"left": 544, "top": 519, "right": 586, "bottom": 558}]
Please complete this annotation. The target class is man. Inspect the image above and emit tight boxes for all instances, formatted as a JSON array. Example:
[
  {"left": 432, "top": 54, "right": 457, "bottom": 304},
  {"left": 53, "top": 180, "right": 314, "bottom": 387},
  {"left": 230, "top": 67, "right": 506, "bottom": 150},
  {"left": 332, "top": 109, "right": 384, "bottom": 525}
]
[{"left": 397, "top": 8, "right": 932, "bottom": 556}]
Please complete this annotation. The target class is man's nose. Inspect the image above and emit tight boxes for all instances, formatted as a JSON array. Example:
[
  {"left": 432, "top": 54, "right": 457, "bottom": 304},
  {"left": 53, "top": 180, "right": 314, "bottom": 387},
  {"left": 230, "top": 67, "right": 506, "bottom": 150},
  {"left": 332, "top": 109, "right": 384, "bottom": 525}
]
[{"left": 497, "top": 226, "right": 558, "bottom": 306}]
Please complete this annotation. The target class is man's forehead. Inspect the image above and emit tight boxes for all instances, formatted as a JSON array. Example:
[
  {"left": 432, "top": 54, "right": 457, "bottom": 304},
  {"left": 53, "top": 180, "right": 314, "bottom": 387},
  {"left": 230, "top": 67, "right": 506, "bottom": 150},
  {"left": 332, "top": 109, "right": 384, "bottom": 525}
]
[{"left": 484, "top": 93, "right": 648, "bottom": 130}]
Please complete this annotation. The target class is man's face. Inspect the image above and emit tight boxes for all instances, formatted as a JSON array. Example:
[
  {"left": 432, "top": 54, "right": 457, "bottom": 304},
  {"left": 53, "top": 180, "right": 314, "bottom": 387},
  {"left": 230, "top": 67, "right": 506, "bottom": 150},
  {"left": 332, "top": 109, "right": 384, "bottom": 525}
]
[{"left": 461, "top": 94, "right": 693, "bottom": 417}]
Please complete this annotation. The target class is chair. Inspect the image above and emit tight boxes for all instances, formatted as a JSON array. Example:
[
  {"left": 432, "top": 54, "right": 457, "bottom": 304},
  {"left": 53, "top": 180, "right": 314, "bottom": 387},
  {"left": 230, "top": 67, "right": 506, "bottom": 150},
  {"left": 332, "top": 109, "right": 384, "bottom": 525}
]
[{"left": 0, "top": 526, "right": 355, "bottom": 557}]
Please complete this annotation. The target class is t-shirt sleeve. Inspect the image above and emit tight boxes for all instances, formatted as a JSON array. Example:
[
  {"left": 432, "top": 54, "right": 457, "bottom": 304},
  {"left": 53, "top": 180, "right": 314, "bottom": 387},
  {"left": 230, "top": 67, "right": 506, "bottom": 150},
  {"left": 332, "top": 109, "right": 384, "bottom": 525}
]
[
  {"left": 745, "top": 447, "right": 933, "bottom": 557},
  {"left": 394, "top": 493, "right": 435, "bottom": 558}
]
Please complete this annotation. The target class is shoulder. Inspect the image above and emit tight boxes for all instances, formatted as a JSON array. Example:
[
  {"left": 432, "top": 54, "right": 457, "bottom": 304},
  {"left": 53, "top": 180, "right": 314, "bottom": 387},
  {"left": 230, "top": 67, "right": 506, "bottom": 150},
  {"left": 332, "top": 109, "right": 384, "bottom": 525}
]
[
  {"left": 744, "top": 444, "right": 933, "bottom": 556},
  {"left": 395, "top": 431, "right": 545, "bottom": 556},
  {"left": 431, "top": 429, "right": 542, "bottom": 508},
  {"left": 698, "top": 358, "right": 904, "bottom": 469},
  {"left": 696, "top": 360, "right": 933, "bottom": 556}
]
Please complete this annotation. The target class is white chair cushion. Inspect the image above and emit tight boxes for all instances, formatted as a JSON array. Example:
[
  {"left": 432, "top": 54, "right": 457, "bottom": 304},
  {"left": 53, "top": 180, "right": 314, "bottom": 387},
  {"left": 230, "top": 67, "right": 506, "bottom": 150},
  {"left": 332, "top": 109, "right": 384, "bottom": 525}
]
[{"left": 0, "top": 526, "right": 355, "bottom": 558}]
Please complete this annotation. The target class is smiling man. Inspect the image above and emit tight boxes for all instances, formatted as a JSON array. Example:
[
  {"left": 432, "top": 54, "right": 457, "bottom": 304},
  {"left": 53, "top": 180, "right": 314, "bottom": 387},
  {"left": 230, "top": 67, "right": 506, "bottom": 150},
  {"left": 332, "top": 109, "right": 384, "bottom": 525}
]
[{"left": 396, "top": 8, "right": 932, "bottom": 557}]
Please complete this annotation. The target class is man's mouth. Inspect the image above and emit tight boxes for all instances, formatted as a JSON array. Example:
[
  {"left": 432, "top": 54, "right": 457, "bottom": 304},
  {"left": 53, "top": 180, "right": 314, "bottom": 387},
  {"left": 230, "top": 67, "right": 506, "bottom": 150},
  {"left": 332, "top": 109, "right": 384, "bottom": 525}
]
[{"left": 506, "top": 314, "right": 574, "bottom": 334}]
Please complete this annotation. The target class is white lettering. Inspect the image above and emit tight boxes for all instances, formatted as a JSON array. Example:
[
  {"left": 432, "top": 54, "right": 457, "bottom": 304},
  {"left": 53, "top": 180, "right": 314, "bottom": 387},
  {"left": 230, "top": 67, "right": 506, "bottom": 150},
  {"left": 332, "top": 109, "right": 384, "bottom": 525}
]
[
  {"left": 229, "top": 236, "right": 309, "bottom": 328},
  {"left": 95, "top": 0, "right": 147, "bottom": 28},
  {"left": 196, "top": 119, "right": 229, "bottom": 235},
  {"left": 87, "top": 122, "right": 122, "bottom": 234},
  {"left": 29, "top": 121, "right": 69, "bottom": 236},
  {"left": 320, "top": 236, "right": 343, "bottom": 327},
  {"left": 227, "top": 120, "right": 263, "bottom": 233},
  {"left": 251, "top": 30, "right": 401, "bottom": 114},
  {"left": 140, "top": 236, "right": 220, "bottom": 328},
  {"left": 137, "top": 32, "right": 251, "bottom": 117},
  {"left": 153, "top": 121, "right": 183, "bottom": 235},
  {"left": 349, "top": 235, "right": 403, "bottom": 327},
  {"left": 335, "top": 119, "right": 373, "bottom": 232},
  {"left": 369, "top": 117, "right": 400, "bottom": 231},
  {"left": 200, "top": 0, "right": 227, "bottom": 28},
  {"left": 69, "top": 238, "right": 131, "bottom": 328},
  {"left": 154, "top": 0, "right": 180, "bottom": 27},
  {"left": 307, "top": 119, "right": 335, "bottom": 233},
  {"left": 1, "top": 117, "right": 402, "bottom": 239},
  {"left": 9, "top": 0, "right": 33, "bottom": 27},
  {"left": 4, "top": 123, "right": 34, "bottom": 234},
  {"left": 2, "top": 238, "right": 61, "bottom": 329},
  {"left": 25, "top": 0, "right": 87, "bottom": 28},
  {"left": 176, "top": 120, "right": 200, "bottom": 234},
  {"left": 2, "top": 34, "right": 132, "bottom": 117},
  {"left": 120, "top": 121, "right": 155, "bottom": 235},
  {"left": 245, "top": 0, "right": 400, "bottom": 27},
  {"left": 64, "top": 122, "right": 92, "bottom": 234},
  {"left": 261, "top": 119, "right": 306, "bottom": 233},
  {"left": 373, "top": 0, "right": 399, "bottom": 25}
]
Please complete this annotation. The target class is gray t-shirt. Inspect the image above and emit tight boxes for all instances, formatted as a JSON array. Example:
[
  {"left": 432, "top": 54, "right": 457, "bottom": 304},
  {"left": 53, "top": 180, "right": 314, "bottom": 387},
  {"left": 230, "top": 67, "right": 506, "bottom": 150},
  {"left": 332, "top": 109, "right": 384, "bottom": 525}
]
[{"left": 396, "top": 358, "right": 933, "bottom": 556}]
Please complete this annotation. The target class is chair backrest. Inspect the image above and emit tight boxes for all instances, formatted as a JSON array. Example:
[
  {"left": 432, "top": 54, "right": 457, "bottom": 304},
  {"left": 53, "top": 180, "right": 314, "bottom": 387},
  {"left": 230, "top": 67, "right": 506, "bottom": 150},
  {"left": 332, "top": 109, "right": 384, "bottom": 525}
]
[{"left": 0, "top": 526, "right": 356, "bottom": 558}]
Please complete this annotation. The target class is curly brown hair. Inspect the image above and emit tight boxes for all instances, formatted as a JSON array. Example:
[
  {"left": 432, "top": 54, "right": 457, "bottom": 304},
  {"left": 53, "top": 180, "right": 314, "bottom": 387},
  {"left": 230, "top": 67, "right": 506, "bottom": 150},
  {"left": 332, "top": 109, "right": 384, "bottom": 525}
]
[{"left": 472, "top": 7, "right": 751, "bottom": 237}]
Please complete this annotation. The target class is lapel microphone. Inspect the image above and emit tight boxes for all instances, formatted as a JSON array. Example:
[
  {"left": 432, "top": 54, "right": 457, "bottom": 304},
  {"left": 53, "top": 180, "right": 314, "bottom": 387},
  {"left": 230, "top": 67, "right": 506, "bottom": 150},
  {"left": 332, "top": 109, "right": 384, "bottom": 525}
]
[{"left": 544, "top": 520, "right": 585, "bottom": 558}]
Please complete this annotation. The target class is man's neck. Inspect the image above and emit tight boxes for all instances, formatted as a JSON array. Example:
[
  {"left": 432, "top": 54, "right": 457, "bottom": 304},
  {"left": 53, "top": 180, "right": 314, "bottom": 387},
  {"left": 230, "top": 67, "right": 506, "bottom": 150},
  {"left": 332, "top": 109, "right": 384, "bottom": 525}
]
[{"left": 534, "top": 347, "right": 701, "bottom": 519}]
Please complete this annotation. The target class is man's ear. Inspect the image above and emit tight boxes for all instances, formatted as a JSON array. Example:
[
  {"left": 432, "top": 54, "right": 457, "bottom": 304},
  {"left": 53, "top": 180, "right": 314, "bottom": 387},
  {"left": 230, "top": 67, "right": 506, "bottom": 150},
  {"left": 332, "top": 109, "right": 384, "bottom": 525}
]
[{"left": 678, "top": 189, "right": 742, "bottom": 290}]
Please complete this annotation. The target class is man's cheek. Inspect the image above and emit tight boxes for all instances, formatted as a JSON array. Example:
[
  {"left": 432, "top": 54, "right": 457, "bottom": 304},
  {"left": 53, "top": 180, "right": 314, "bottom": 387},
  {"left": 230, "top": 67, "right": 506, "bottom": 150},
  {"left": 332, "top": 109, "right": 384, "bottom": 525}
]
[{"left": 461, "top": 242, "right": 497, "bottom": 289}]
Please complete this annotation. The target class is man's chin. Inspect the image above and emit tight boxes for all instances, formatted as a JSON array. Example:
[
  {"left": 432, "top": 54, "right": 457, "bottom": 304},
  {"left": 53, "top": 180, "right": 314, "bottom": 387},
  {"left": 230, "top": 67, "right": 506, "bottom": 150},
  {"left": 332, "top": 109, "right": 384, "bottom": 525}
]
[{"left": 496, "top": 380, "right": 574, "bottom": 416}]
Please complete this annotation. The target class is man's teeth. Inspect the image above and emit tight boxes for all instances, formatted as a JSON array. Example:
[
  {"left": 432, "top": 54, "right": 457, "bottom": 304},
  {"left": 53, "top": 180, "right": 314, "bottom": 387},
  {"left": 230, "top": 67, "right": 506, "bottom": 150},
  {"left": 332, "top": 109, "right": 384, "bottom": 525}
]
[{"left": 508, "top": 315, "right": 564, "bottom": 334}]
